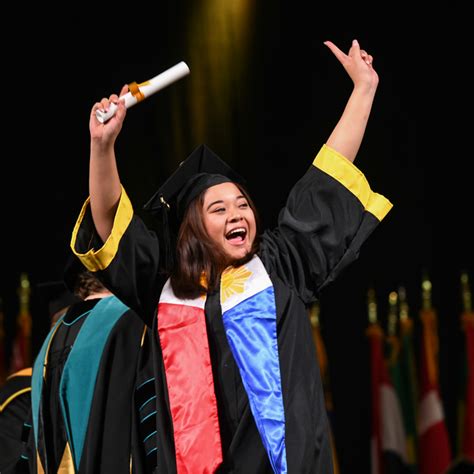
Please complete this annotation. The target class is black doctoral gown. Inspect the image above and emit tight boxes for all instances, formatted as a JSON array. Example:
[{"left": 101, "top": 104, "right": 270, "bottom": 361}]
[
  {"left": 0, "top": 369, "right": 32, "bottom": 473},
  {"left": 29, "top": 296, "right": 157, "bottom": 473}
]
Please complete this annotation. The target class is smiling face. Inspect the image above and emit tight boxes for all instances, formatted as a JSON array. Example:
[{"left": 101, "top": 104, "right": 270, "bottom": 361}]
[{"left": 202, "top": 182, "right": 257, "bottom": 262}]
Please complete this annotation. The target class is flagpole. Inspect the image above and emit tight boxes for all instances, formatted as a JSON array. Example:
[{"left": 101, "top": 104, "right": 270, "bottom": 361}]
[
  {"left": 397, "top": 286, "right": 419, "bottom": 470},
  {"left": 9, "top": 273, "right": 32, "bottom": 374},
  {"left": 418, "top": 272, "right": 452, "bottom": 474},
  {"left": 460, "top": 272, "right": 474, "bottom": 463}
]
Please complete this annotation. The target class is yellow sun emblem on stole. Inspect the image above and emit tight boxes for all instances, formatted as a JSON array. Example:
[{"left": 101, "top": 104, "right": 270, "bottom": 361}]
[{"left": 220, "top": 266, "right": 253, "bottom": 304}]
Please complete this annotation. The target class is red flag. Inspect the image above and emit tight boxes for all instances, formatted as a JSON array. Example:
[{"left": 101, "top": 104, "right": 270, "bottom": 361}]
[
  {"left": 397, "top": 316, "right": 419, "bottom": 469},
  {"left": 9, "top": 273, "right": 32, "bottom": 374},
  {"left": 460, "top": 311, "right": 474, "bottom": 462},
  {"left": 418, "top": 308, "right": 451, "bottom": 474},
  {"left": 368, "top": 323, "right": 383, "bottom": 474},
  {"left": 367, "top": 322, "right": 408, "bottom": 474}
]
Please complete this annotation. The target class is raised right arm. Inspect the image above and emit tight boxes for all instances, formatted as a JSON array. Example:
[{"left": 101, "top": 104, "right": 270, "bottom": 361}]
[
  {"left": 323, "top": 39, "right": 379, "bottom": 163},
  {"left": 88, "top": 85, "right": 129, "bottom": 243}
]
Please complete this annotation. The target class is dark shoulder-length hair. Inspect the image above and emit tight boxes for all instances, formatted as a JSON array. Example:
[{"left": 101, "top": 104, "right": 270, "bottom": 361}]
[
  {"left": 74, "top": 271, "right": 109, "bottom": 300},
  {"left": 170, "top": 182, "right": 261, "bottom": 299}
]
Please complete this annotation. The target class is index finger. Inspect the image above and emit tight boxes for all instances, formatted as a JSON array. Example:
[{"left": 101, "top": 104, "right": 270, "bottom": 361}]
[{"left": 323, "top": 41, "right": 347, "bottom": 64}]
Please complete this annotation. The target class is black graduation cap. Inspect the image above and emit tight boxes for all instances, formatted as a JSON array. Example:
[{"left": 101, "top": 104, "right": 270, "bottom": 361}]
[
  {"left": 36, "top": 281, "right": 81, "bottom": 320},
  {"left": 142, "top": 144, "right": 245, "bottom": 270},
  {"left": 143, "top": 144, "right": 244, "bottom": 220}
]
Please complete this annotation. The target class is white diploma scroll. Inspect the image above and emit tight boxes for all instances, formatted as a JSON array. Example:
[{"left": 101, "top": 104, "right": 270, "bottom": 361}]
[{"left": 95, "top": 61, "right": 190, "bottom": 123}]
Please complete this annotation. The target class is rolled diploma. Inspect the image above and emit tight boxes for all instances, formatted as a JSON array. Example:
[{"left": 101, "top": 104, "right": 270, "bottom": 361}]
[{"left": 96, "top": 61, "right": 190, "bottom": 123}]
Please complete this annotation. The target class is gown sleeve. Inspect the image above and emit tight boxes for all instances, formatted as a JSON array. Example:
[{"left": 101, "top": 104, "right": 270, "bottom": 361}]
[
  {"left": 70, "top": 186, "right": 164, "bottom": 326},
  {"left": 260, "top": 144, "right": 393, "bottom": 304},
  {"left": 0, "top": 371, "right": 32, "bottom": 473}
]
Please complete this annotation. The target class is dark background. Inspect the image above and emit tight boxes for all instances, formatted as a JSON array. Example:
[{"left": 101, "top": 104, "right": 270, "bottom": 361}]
[{"left": 0, "top": 4, "right": 470, "bottom": 473}]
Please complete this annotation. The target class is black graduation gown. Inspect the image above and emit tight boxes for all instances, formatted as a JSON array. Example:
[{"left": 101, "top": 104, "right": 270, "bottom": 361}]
[
  {"left": 72, "top": 144, "right": 392, "bottom": 473},
  {"left": 29, "top": 297, "right": 157, "bottom": 474},
  {"left": 0, "top": 369, "right": 32, "bottom": 473}
]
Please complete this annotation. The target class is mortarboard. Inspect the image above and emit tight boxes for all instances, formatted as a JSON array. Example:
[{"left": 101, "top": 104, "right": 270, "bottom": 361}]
[
  {"left": 143, "top": 144, "right": 245, "bottom": 270},
  {"left": 143, "top": 144, "right": 244, "bottom": 220}
]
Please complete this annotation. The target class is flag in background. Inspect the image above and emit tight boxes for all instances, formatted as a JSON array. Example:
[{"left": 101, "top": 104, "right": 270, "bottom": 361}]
[
  {"left": 367, "top": 288, "right": 408, "bottom": 474},
  {"left": 309, "top": 301, "right": 340, "bottom": 474},
  {"left": 9, "top": 273, "right": 32, "bottom": 374},
  {"left": 456, "top": 272, "right": 474, "bottom": 464},
  {"left": 386, "top": 289, "right": 418, "bottom": 473},
  {"left": 418, "top": 275, "right": 451, "bottom": 474},
  {"left": 397, "top": 287, "right": 419, "bottom": 472}
]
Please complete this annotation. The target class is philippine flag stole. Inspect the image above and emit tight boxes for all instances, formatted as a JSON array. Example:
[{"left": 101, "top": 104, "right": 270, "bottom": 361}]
[{"left": 158, "top": 256, "right": 287, "bottom": 474}]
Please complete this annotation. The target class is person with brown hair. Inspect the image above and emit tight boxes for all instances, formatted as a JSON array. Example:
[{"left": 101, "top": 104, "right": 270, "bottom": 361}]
[
  {"left": 71, "top": 39, "right": 392, "bottom": 472},
  {"left": 28, "top": 259, "right": 157, "bottom": 473}
]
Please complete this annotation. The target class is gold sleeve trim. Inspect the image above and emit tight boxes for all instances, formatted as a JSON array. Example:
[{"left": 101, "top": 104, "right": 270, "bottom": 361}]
[
  {"left": 0, "top": 387, "right": 31, "bottom": 412},
  {"left": 313, "top": 144, "right": 393, "bottom": 221},
  {"left": 71, "top": 186, "right": 134, "bottom": 272}
]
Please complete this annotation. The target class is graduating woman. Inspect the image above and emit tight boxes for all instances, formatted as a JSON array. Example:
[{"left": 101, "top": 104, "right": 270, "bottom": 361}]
[{"left": 71, "top": 39, "right": 392, "bottom": 473}]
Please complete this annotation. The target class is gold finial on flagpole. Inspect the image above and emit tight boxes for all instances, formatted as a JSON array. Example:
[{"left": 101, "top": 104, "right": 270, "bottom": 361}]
[
  {"left": 461, "top": 271, "right": 472, "bottom": 313},
  {"left": 309, "top": 301, "right": 320, "bottom": 328},
  {"left": 388, "top": 291, "right": 398, "bottom": 336},
  {"left": 421, "top": 272, "right": 432, "bottom": 311},
  {"left": 398, "top": 286, "right": 409, "bottom": 321},
  {"left": 368, "top": 286, "right": 377, "bottom": 324},
  {"left": 15, "top": 272, "right": 32, "bottom": 367}
]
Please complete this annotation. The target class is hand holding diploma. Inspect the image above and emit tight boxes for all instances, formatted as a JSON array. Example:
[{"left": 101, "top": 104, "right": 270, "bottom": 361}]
[{"left": 95, "top": 61, "right": 190, "bottom": 123}]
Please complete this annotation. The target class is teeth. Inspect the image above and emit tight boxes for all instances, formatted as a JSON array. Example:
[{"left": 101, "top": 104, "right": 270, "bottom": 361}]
[{"left": 227, "top": 228, "right": 246, "bottom": 238}]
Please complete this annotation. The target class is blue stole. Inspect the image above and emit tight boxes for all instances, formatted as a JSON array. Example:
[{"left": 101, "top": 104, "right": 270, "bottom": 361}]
[{"left": 220, "top": 255, "right": 287, "bottom": 473}]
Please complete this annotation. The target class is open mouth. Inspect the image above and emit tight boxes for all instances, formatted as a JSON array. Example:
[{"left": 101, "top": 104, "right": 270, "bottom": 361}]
[{"left": 225, "top": 227, "right": 247, "bottom": 244}]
